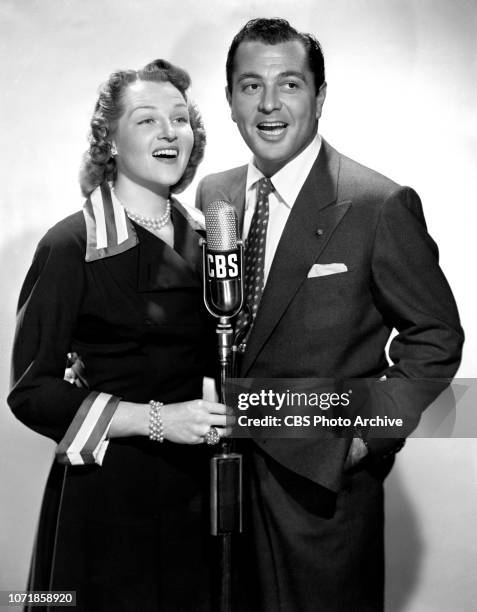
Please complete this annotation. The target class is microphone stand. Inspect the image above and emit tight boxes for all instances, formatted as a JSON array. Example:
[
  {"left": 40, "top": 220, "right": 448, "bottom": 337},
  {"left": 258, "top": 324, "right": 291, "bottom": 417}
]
[
  {"left": 212, "top": 316, "right": 242, "bottom": 612},
  {"left": 201, "top": 240, "right": 244, "bottom": 612}
]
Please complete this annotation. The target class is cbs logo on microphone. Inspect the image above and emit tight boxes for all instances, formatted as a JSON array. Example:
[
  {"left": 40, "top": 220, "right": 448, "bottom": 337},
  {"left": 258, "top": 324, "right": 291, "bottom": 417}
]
[{"left": 207, "top": 251, "right": 240, "bottom": 281}]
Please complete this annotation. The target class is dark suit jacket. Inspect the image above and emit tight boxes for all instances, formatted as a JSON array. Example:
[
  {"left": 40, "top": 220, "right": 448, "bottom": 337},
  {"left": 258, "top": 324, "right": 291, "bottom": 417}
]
[{"left": 196, "top": 139, "right": 464, "bottom": 492}]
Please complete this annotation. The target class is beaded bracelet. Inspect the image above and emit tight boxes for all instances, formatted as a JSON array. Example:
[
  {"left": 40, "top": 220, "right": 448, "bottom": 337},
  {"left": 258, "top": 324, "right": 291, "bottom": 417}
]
[{"left": 149, "top": 400, "right": 164, "bottom": 442}]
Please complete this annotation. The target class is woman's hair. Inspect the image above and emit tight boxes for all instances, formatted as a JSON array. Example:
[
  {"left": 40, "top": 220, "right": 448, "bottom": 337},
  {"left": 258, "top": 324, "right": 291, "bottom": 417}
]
[{"left": 80, "top": 59, "right": 206, "bottom": 196}]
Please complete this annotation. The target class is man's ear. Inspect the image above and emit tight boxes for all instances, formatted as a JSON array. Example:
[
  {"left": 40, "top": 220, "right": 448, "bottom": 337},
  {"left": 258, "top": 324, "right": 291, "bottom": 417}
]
[
  {"left": 315, "top": 82, "right": 327, "bottom": 120},
  {"left": 225, "top": 85, "right": 236, "bottom": 123}
]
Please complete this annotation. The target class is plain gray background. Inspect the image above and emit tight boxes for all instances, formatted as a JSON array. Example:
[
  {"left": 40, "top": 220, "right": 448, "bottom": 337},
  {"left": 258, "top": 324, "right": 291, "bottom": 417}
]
[{"left": 1, "top": 1, "right": 476, "bottom": 610}]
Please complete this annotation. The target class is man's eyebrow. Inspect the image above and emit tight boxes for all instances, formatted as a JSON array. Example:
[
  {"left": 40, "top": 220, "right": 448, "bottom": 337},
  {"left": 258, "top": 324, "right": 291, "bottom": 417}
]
[
  {"left": 279, "top": 70, "right": 308, "bottom": 80},
  {"left": 236, "top": 70, "right": 308, "bottom": 81},
  {"left": 236, "top": 72, "right": 263, "bottom": 82}
]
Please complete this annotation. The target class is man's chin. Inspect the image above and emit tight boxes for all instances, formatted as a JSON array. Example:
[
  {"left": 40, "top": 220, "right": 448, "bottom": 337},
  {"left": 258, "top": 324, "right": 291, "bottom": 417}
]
[{"left": 253, "top": 150, "right": 291, "bottom": 176}]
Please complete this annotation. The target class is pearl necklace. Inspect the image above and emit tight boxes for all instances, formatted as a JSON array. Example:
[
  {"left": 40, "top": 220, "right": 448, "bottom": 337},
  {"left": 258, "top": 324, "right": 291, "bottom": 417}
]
[
  {"left": 112, "top": 187, "right": 171, "bottom": 230},
  {"left": 124, "top": 200, "right": 171, "bottom": 230}
]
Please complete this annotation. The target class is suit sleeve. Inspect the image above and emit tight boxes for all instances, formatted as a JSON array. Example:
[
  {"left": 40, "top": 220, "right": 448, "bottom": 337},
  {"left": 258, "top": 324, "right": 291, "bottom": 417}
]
[
  {"left": 8, "top": 227, "right": 120, "bottom": 465},
  {"left": 362, "top": 187, "right": 464, "bottom": 454}
]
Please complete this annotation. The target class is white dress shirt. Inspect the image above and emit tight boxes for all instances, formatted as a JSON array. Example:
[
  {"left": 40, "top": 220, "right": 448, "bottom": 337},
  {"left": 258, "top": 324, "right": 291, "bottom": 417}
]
[{"left": 243, "top": 132, "right": 322, "bottom": 284}]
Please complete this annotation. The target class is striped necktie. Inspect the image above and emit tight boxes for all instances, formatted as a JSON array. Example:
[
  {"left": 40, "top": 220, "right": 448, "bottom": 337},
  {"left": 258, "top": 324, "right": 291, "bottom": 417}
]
[{"left": 235, "top": 177, "right": 274, "bottom": 350}]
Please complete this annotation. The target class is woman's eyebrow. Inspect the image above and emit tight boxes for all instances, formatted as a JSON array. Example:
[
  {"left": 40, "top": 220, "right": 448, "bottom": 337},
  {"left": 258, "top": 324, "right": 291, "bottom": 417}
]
[
  {"left": 129, "top": 105, "right": 157, "bottom": 117},
  {"left": 130, "top": 102, "right": 188, "bottom": 116}
]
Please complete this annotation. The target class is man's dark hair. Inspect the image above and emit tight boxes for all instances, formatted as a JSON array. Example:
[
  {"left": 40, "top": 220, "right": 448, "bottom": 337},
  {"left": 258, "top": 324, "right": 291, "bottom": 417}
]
[{"left": 226, "top": 18, "right": 325, "bottom": 94}]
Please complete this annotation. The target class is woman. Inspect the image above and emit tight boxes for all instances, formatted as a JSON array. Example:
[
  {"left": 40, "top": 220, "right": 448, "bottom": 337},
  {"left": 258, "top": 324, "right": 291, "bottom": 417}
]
[{"left": 8, "top": 59, "right": 227, "bottom": 611}]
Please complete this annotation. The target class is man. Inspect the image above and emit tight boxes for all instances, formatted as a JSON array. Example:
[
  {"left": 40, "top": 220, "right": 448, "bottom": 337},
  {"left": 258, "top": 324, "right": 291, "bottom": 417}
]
[{"left": 196, "top": 18, "right": 463, "bottom": 611}]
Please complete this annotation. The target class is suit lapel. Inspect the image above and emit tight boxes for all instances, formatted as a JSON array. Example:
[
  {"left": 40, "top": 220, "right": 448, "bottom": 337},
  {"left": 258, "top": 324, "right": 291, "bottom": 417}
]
[
  {"left": 241, "top": 141, "right": 351, "bottom": 375},
  {"left": 227, "top": 167, "right": 248, "bottom": 234}
]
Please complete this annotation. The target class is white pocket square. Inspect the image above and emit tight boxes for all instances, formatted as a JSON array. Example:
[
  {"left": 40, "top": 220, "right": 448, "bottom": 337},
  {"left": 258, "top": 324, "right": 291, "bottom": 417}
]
[{"left": 307, "top": 263, "right": 348, "bottom": 278}]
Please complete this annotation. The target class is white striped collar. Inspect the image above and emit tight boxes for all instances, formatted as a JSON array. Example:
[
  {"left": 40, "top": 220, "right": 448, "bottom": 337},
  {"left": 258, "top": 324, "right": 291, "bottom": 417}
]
[
  {"left": 83, "top": 183, "right": 138, "bottom": 262},
  {"left": 83, "top": 183, "right": 205, "bottom": 262}
]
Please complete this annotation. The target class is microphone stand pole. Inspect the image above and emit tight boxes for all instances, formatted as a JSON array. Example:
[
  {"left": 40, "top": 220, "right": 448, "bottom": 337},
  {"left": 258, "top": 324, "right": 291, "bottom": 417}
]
[
  {"left": 211, "top": 317, "right": 242, "bottom": 612},
  {"left": 201, "top": 241, "right": 244, "bottom": 612}
]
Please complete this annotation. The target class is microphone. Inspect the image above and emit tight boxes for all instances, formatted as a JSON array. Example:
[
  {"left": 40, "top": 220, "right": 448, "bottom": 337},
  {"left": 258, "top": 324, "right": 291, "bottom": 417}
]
[
  {"left": 202, "top": 202, "right": 244, "bottom": 548},
  {"left": 203, "top": 200, "right": 243, "bottom": 318}
]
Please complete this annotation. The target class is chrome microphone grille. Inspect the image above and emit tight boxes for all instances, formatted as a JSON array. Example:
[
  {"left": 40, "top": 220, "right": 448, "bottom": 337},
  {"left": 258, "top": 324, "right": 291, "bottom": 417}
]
[{"left": 205, "top": 200, "right": 238, "bottom": 251}]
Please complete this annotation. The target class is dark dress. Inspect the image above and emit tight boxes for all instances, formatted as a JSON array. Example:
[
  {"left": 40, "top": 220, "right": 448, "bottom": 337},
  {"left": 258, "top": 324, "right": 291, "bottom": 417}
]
[{"left": 8, "top": 189, "right": 218, "bottom": 611}]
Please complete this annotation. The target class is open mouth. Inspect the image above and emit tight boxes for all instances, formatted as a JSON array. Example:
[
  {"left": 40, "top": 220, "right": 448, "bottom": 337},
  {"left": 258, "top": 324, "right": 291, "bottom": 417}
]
[
  {"left": 257, "top": 121, "right": 288, "bottom": 136},
  {"left": 152, "top": 148, "right": 179, "bottom": 159}
]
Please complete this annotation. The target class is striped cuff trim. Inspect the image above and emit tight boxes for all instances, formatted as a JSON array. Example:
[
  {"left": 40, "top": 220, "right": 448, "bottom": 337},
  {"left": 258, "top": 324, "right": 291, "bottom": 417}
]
[{"left": 56, "top": 391, "right": 121, "bottom": 466}]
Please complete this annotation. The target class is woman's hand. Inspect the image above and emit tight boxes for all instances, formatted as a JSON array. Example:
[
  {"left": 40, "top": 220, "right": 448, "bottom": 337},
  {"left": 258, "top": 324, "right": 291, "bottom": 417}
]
[
  {"left": 107, "top": 399, "right": 232, "bottom": 444},
  {"left": 161, "top": 399, "right": 232, "bottom": 444}
]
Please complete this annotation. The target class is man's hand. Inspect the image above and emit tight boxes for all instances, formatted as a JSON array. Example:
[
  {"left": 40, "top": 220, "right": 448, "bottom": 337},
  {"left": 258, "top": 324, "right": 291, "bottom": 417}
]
[{"left": 344, "top": 436, "right": 369, "bottom": 470}]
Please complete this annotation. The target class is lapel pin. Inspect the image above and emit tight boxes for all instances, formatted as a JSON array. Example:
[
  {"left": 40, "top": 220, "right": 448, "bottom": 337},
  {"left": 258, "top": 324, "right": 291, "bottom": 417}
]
[{"left": 315, "top": 228, "right": 324, "bottom": 236}]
